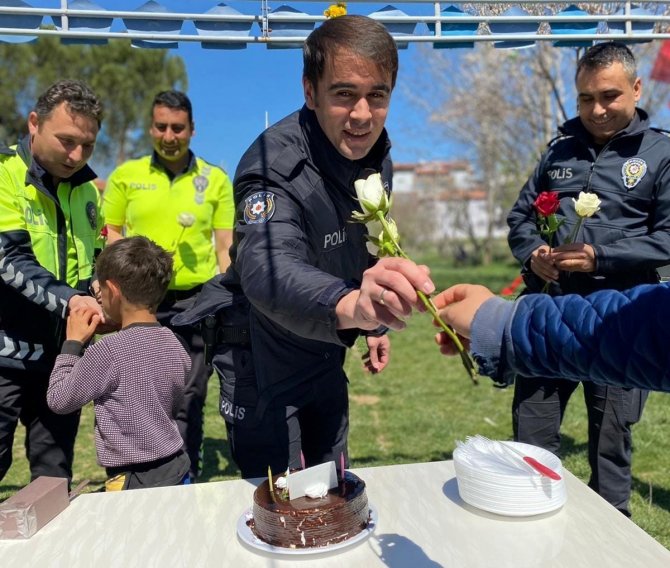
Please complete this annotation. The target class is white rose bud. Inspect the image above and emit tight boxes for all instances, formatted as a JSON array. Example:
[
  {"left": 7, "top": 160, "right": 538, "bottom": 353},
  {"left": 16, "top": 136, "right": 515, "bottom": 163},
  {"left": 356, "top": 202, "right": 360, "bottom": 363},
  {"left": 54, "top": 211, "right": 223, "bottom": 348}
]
[
  {"left": 353, "top": 173, "right": 389, "bottom": 215},
  {"left": 573, "top": 192, "right": 601, "bottom": 218},
  {"left": 177, "top": 212, "right": 196, "bottom": 228}
]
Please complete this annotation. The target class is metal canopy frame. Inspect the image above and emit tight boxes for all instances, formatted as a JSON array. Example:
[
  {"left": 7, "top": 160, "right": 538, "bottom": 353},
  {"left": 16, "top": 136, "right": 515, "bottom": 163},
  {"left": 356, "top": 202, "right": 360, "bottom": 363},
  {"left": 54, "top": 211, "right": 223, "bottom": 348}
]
[{"left": 0, "top": 1, "right": 669, "bottom": 46}]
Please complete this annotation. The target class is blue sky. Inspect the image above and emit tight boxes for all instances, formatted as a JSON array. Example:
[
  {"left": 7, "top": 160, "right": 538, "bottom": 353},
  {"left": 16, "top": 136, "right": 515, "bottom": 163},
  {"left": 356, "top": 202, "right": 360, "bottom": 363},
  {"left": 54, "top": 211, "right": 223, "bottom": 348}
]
[{"left": 28, "top": 0, "right": 463, "bottom": 175}]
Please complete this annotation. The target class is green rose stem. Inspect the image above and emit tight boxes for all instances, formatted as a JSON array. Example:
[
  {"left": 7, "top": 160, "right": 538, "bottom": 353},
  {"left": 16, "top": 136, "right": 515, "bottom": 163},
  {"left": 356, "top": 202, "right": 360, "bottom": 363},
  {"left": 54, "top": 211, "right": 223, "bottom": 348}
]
[
  {"left": 375, "top": 212, "right": 478, "bottom": 384},
  {"left": 564, "top": 217, "right": 584, "bottom": 245},
  {"left": 174, "top": 226, "right": 187, "bottom": 250}
]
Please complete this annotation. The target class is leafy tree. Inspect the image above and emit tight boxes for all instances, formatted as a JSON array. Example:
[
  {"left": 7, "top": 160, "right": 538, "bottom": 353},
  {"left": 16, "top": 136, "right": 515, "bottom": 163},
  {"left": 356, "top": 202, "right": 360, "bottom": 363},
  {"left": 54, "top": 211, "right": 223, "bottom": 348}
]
[{"left": 0, "top": 37, "right": 187, "bottom": 172}]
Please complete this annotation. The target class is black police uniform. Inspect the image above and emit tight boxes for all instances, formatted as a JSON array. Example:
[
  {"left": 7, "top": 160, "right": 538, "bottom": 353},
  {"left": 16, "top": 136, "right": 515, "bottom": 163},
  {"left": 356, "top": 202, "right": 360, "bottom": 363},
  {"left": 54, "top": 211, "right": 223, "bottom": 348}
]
[
  {"left": 175, "top": 106, "right": 392, "bottom": 478},
  {"left": 507, "top": 109, "right": 670, "bottom": 515}
]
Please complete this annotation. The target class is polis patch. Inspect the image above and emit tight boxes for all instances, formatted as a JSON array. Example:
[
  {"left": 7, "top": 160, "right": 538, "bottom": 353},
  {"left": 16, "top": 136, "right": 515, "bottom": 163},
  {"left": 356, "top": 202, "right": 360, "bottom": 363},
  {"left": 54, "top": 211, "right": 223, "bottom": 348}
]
[
  {"left": 622, "top": 158, "right": 647, "bottom": 189},
  {"left": 243, "top": 192, "right": 276, "bottom": 224}
]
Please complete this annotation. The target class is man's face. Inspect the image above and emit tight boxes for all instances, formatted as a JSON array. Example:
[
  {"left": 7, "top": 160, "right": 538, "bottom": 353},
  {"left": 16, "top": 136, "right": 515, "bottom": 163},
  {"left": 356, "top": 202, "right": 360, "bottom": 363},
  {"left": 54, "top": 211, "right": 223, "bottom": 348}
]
[
  {"left": 28, "top": 102, "right": 98, "bottom": 184},
  {"left": 149, "top": 105, "right": 194, "bottom": 163},
  {"left": 303, "top": 50, "right": 392, "bottom": 161},
  {"left": 576, "top": 61, "right": 641, "bottom": 145}
]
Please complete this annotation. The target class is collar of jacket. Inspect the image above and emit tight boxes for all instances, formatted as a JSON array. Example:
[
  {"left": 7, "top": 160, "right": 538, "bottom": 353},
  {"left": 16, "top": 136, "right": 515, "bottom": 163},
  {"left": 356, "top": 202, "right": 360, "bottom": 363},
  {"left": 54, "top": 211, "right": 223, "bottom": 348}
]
[
  {"left": 559, "top": 108, "right": 650, "bottom": 146},
  {"left": 299, "top": 105, "right": 392, "bottom": 191},
  {"left": 18, "top": 135, "right": 97, "bottom": 196},
  {"left": 150, "top": 149, "right": 197, "bottom": 174}
]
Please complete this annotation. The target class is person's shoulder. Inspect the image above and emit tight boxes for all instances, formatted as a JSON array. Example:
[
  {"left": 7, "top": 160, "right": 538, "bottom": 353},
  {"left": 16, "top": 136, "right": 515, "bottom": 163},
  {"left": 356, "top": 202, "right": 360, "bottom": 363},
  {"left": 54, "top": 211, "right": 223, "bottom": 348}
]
[
  {"left": 236, "top": 111, "right": 306, "bottom": 180},
  {"left": 194, "top": 156, "right": 230, "bottom": 178},
  {"left": 0, "top": 144, "right": 19, "bottom": 166},
  {"left": 109, "top": 155, "right": 152, "bottom": 177},
  {"left": 647, "top": 126, "right": 670, "bottom": 142},
  {"left": 0, "top": 142, "right": 15, "bottom": 158}
]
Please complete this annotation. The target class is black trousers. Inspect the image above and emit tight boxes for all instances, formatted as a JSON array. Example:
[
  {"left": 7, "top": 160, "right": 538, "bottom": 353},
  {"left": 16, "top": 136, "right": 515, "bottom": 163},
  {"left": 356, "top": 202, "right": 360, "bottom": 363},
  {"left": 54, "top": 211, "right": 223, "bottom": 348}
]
[
  {"left": 225, "top": 371, "right": 350, "bottom": 479},
  {"left": 0, "top": 366, "right": 80, "bottom": 483},
  {"left": 513, "top": 376, "right": 648, "bottom": 516},
  {"left": 158, "top": 288, "right": 211, "bottom": 480}
]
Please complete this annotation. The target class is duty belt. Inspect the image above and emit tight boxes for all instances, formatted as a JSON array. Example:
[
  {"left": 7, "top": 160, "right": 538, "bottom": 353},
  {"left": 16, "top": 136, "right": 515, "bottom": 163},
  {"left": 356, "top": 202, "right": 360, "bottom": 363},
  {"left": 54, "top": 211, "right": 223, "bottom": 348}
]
[{"left": 216, "top": 326, "right": 250, "bottom": 345}]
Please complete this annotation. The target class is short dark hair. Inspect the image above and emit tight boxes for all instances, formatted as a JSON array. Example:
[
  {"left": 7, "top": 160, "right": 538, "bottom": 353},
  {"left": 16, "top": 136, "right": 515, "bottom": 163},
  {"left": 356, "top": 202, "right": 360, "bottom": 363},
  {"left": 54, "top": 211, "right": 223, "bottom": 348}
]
[
  {"left": 33, "top": 80, "right": 103, "bottom": 127},
  {"left": 152, "top": 90, "right": 193, "bottom": 124},
  {"left": 303, "top": 15, "right": 398, "bottom": 90},
  {"left": 576, "top": 41, "right": 637, "bottom": 84},
  {"left": 95, "top": 236, "right": 173, "bottom": 312}
]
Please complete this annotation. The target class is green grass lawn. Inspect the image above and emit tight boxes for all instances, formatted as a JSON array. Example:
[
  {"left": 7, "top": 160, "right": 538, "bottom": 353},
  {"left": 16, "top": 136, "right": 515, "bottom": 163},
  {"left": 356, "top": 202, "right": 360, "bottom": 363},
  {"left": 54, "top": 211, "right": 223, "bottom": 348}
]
[{"left": 2, "top": 261, "right": 669, "bottom": 549}]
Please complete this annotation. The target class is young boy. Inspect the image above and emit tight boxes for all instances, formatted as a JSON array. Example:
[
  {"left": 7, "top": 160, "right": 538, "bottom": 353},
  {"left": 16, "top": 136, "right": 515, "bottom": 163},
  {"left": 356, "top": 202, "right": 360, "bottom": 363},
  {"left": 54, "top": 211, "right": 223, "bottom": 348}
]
[{"left": 47, "top": 236, "right": 192, "bottom": 490}]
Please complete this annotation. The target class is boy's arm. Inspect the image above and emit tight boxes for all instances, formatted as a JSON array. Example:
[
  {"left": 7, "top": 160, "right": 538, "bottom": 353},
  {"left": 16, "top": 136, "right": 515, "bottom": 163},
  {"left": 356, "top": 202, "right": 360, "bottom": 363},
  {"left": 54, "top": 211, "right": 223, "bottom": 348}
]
[{"left": 47, "top": 340, "right": 114, "bottom": 414}]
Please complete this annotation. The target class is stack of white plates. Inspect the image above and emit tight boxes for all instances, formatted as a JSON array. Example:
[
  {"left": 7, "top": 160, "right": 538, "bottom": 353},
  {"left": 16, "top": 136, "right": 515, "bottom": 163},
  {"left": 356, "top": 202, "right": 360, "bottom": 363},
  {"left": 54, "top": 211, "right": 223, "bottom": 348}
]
[{"left": 453, "top": 436, "right": 566, "bottom": 516}]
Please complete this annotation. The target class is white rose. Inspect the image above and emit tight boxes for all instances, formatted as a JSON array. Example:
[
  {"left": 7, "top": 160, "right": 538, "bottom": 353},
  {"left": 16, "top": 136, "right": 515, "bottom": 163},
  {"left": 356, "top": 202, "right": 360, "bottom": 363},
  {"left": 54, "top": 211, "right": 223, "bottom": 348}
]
[
  {"left": 177, "top": 212, "right": 196, "bottom": 227},
  {"left": 354, "top": 173, "right": 389, "bottom": 215},
  {"left": 304, "top": 482, "right": 328, "bottom": 499},
  {"left": 275, "top": 475, "right": 287, "bottom": 489},
  {"left": 573, "top": 192, "right": 601, "bottom": 218}
]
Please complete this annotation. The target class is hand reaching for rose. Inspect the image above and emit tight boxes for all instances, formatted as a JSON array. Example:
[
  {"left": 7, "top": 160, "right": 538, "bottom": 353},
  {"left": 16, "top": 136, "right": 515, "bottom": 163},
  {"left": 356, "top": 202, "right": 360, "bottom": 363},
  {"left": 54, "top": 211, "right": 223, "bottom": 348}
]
[{"left": 432, "top": 284, "right": 495, "bottom": 356}]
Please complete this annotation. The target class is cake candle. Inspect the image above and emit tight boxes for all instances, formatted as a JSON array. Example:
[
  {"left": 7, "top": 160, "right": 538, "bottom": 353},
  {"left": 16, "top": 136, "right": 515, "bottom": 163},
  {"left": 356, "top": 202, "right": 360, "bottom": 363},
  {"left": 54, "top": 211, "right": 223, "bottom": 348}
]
[
  {"left": 300, "top": 450, "right": 306, "bottom": 470},
  {"left": 268, "top": 465, "right": 276, "bottom": 502},
  {"left": 340, "top": 452, "right": 345, "bottom": 481}
]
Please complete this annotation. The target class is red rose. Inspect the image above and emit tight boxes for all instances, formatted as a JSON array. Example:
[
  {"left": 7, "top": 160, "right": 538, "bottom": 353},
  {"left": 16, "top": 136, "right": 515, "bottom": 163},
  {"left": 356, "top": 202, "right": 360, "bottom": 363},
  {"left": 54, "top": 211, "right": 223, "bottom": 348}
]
[{"left": 533, "top": 192, "right": 560, "bottom": 217}]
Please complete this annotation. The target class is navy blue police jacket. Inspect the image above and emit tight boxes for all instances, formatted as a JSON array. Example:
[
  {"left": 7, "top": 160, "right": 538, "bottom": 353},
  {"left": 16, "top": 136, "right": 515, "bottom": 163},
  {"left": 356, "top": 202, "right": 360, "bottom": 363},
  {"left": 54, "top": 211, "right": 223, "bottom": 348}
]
[
  {"left": 228, "top": 106, "right": 392, "bottom": 414},
  {"left": 507, "top": 109, "right": 670, "bottom": 295}
]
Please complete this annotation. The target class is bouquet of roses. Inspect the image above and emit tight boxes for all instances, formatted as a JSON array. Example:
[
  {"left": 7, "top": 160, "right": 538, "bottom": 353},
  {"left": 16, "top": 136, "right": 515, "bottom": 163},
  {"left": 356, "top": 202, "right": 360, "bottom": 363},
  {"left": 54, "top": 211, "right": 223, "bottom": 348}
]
[{"left": 352, "top": 172, "right": 478, "bottom": 384}]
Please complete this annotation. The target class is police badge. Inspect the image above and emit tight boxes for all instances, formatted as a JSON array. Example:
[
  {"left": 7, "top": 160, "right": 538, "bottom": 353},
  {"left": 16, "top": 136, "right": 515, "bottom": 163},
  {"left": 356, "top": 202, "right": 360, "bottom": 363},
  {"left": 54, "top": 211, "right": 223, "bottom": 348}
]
[
  {"left": 85, "top": 201, "right": 97, "bottom": 230},
  {"left": 621, "top": 158, "right": 647, "bottom": 189},
  {"left": 243, "top": 192, "right": 275, "bottom": 224},
  {"left": 193, "top": 175, "right": 209, "bottom": 192}
]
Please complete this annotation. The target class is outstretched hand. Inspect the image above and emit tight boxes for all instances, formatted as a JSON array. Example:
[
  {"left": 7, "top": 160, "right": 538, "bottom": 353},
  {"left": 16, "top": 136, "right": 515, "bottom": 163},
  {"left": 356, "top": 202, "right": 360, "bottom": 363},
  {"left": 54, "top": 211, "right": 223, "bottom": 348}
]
[
  {"left": 336, "top": 257, "right": 435, "bottom": 331},
  {"left": 432, "top": 284, "right": 495, "bottom": 356}
]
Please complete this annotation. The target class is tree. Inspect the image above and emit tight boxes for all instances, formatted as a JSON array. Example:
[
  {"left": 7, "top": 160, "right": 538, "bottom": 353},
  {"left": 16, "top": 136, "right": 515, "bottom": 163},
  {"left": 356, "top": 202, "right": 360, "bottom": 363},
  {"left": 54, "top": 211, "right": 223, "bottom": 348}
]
[
  {"left": 0, "top": 37, "right": 187, "bottom": 172},
  {"left": 406, "top": 2, "right": 670, "bottom": 265}
]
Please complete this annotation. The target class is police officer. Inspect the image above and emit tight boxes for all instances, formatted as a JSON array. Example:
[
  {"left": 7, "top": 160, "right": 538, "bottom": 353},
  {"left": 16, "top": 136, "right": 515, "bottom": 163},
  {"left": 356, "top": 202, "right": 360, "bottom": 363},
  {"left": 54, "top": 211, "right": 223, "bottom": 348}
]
[
  {"left": 0, "top": 80, "right": 105, "bottom": 483},
  {"left": 220, "top": 15, "right": 433, "bottom": 478},
  {"left": 507, "top": 42, "right": 670, "bottom": 516},
  {"left": 103, "top": 91, "right": 235, "bottom": 481}
]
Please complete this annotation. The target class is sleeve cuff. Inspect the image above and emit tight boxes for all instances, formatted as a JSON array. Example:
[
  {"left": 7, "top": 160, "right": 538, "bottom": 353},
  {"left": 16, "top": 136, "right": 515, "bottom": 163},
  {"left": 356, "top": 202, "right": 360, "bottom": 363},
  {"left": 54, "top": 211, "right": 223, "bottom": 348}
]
[
  {"left": 470, "top": 297, "right": 515, "bottom": 379},
  {"left": 61, "top": 340, "right": 85, "bottom": 356}
]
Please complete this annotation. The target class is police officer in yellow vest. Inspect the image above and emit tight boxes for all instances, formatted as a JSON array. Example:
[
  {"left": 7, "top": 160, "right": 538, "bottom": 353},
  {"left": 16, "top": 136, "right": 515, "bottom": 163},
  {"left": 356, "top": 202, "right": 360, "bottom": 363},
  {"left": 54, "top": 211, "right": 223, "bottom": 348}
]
[
  {"left": 0, "top": 80, "right": 105, "bottom": 484},
  {"left": 103, "top": 91, "right": 234, "bottom": 481}
]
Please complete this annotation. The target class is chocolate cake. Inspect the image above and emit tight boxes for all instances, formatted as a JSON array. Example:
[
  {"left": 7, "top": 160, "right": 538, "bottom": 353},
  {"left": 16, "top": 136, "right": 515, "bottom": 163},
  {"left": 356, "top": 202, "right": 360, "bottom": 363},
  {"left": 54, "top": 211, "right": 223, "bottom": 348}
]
[{"left": 247, "top": 471, "right": 370, "bottom": 548}]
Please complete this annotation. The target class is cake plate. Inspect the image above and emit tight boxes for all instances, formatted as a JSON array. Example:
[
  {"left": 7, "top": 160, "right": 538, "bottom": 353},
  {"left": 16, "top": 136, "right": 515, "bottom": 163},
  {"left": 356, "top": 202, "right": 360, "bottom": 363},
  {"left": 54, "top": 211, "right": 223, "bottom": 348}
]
[{"left": 236, "top": 504, "right": 378, "bottom": 556}]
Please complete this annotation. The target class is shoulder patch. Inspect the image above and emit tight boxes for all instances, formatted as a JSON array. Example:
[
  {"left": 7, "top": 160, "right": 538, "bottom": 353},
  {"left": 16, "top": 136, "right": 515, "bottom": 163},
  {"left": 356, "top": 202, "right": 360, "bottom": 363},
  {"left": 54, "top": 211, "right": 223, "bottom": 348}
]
[
  {"left": 86, "top": 201, "right": 98, "bottom": 230},
  {"left": 243, "top": 192, "right": 276, "bottom": 224}
]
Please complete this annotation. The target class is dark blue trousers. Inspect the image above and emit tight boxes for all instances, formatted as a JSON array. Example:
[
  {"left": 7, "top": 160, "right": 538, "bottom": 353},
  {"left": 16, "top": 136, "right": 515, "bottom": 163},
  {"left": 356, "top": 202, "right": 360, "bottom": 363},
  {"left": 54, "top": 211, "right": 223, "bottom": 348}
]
[
  {"left": 513, "top": 376, "right": 648, "bottom": 516},
  {"left": 0, "top": 366, "right": 80, "bottom": 484}
]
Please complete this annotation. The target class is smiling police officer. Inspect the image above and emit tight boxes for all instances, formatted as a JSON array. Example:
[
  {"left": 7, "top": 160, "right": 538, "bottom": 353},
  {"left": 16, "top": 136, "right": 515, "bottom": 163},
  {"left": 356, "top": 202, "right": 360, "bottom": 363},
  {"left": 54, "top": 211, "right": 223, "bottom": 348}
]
[
  {"left": 103, "top": 91, "right": 235, "bottom": 481},
  {"left": 219, "top": 15, "right": 433, "bottom": 478},
  {"left": 0, "top": 80, "right": 105, "bottom": 485},
  {"left": 507, "top": 42, "right": 670, "bottom": 517}
]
